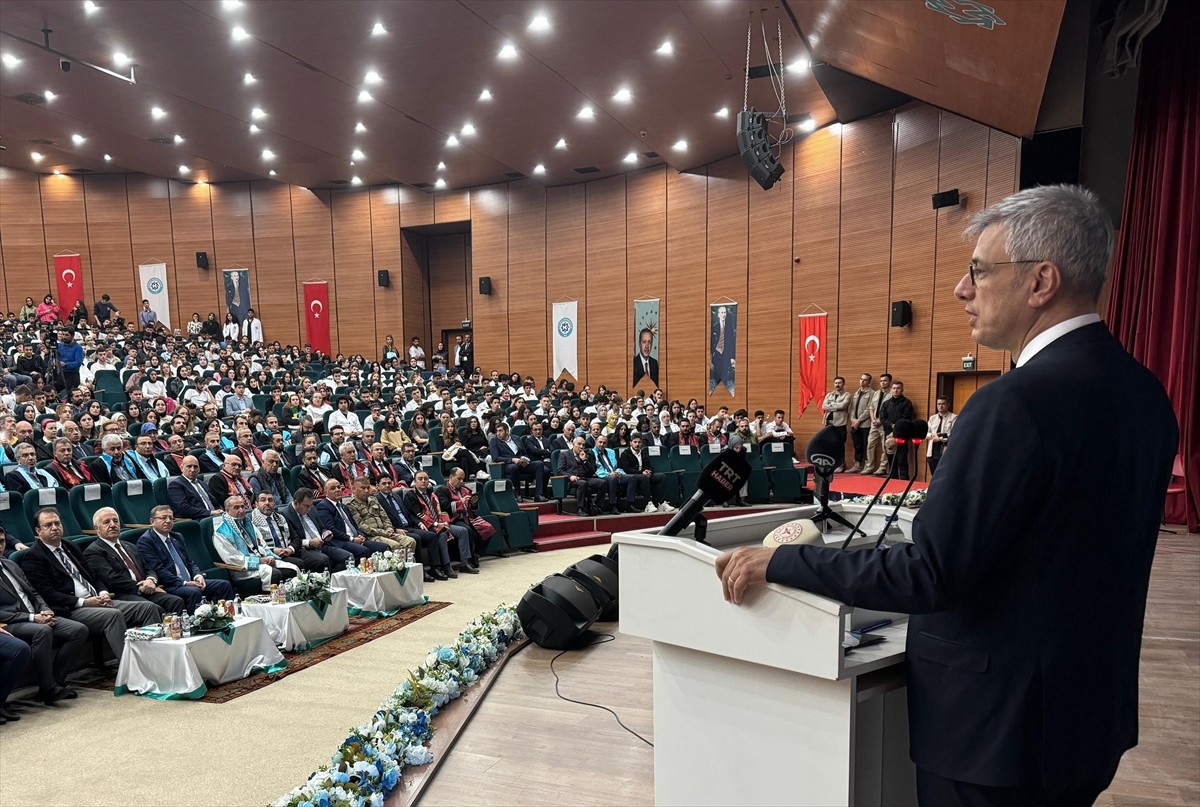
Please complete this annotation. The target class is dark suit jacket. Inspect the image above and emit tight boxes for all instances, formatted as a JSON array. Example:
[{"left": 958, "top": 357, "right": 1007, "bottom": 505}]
[
  {"left": 87, "top": 454, "right": 136, "bottom": 485},
  {"left": 617, "top": 446, "right": 653, "bottom": 475},
  {"left": 135, "top": 529, "right": 201, "bottom": 590},
  {"left": 313, "top": 498, "right": 359, "bottom": 541},
  {"left": 765, "top": 323, "right": 1179, "bottom": 789},
  {"left": 20, "top": 539, "right": 107, "bottom": 616},
  {"left": 375, "top": 492, "right": 413, "bottom": 530},
  {"left": 521, "top": 435, "right": 553, "bottom": 464},
  {"left": 556, "top": 449, "right": 597, "bottom": 479},
  {"left": 632, "top": 354, "right": 659, "bottom": 388},
  {"left": 488, "top": 435, "right": 526, "bottom": 465},
  {"left": 196, "top": 449, "right": 225, "bottom": 474},
  {"left": 160, "top": 453, "right": 186, "bottom": 476},
  {"left": 0, "top": 557, "right": 50, "bottom": 623},
  {"left": 167, "top": 475, "right": 214, "bottom": 520},
  {"left": 208, "top": 472, "right": 251, "bottom": 509},
  {"left": 83, "top": 538, "right": 156, "bottom": 597},
  {"left": 45, "top": 459, "right": 94, "bottom": 488},
  {"left": 297, "top": 464, "right": 335, "bottom": 496},
  {"left": 280, "top": 505, "right": 322, "bottom": 555},
  {"left": 33, "top": 438, "right": 57, "bottom": 463},
  {"left": 2, "top": 466, "right": 58, "bottom": 494}
]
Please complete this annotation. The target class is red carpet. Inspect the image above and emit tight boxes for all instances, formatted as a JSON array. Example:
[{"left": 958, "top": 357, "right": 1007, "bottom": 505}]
[{"left": 828, "top": 474, "right": 928, "bottom": 497}]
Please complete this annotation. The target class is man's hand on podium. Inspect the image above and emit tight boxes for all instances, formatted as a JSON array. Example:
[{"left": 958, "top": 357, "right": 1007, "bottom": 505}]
[{"left": 716, "top": 546, "right": 777, "bottom": 605}]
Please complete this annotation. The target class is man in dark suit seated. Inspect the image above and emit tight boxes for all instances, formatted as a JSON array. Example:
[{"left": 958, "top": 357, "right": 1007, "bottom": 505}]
[
  {"left": 488, "top": 422, "right": 546, "bottom": 502},
  {"left": 251, "top": 490, "right": 328, "bottom": 573},
  {"left": 619, "top": 434, "right": 673, "bottom": 513},
  {"left": 135, "top": 505, "right": 235, "bottom": 613},
  {"left": 520, "top": 422, "right": 554, "bottom": 469},
  {"left": 87, "top": 434, "right": 137, "bottom": 484},
  {"left": 716, "top": 185, "right": 1180, "bottom": 806},
  {"left": 0, "top": 554, "right": 87, "bottom": 704},
  {"left": 3, "top": 442, "right": 59, "bottom": 493},
  {"left": 0, "top": 629, "right": 32, "bottom": 722},
  {"left": 556, "top": 436, "right": 605, "bottom": 516},
  {"left": 45, "top": 437, "right": 95, "bottom": 489},
  {"left": 374, "top": 476, "right": 447, "bottom": 582},
  {"left": 393, "top": 443, "right": 421, "bottom": 488},
  {"left": 281, "top": 488, "right": 352, "bottom": 572},
  {"left": 159, "top": 434, "right": 188, "bottom": 476},
  {"left": 196, "top": 432, "right": 226, "bottom": 474},
  {"left": 83, "top": 506, "right": 185, "bottom": 615},
  {"left": 167, "top": 455, "right": 223, "bottom": 520},
  {"left": 296, "top": 448, "right": 336, "bottom": 498},
  {"left": 21, "top": 508, "right": 161, "bottom": 660},
  {"left": 313, "top": 479, "right": 389, "bottom": 562}
]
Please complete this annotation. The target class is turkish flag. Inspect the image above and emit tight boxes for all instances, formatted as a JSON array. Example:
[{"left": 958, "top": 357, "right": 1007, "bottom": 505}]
[
  {"left": 303, "top": 281, "right": 331, "bottom": 355},
  {"left": 54, "top": 254, "right": 83, "bottom": 319},
  {"left": 798, "top": 313, "right": 827, "bottom": 415}
]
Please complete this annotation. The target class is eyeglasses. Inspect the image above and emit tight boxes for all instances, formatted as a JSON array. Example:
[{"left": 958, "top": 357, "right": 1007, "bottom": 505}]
[{"left": 967, "top": 259, "right": 1043, "bottom": 286}]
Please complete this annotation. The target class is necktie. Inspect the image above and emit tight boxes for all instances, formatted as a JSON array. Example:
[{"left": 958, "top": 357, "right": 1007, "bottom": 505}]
[
  {"left": 193, "top": 480, "right": 214, "bottom": 510},
  {"left": 138, "top": 455, "right": 159, "bottom": 480},
  {"left": 114, "top": 459, "right": 133, "bottom": 481},
  {"left": 716, "top": 325, "right": 725, "bottom": 354},
  {"left": 164, "top": 537, "right": 190, "bottom": 581},
  {"left": 599, "top": 451, "right": 613, "bottom": 472},
  {"left": 21, "top": 468, "right": 42, "bottom": 490},
  {"left": 337, "top": 503, "right": 355, "bottom": 535},
  {"left": 112, "top": 541, "right": 144, "bottom": 582},
  {"left": 264, "top": 515, "right": 283, "bottom": 547},
  {"left": 302, "top": 514, "right": 320, "bottom": 540},
  {"left": 55, "top": 547, "right": 97, "bottom": 596}
]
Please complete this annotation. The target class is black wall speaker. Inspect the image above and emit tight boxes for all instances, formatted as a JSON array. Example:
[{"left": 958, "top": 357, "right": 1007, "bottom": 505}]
[
  {"left": 195, "top": 251, "right": 209, "bottom": 269},
  {"left": 891, "top": 300, "right": 913, "bottom": 328},
  {"left": 563, "top": 554, "right": 620, "bottom": 621},
  {"left": 931, "top": 189, "right": 961, "bottom": 210},
  {"left": 736, "top": 109, "right": 785, "bottom": 191},
  {"left": 516, "top": 573, "right": 602, "bottom": 649},
  {"left": 377, "top": 270, "right": 390, "bottom": 288},
  {"left": 479, "top": 276, "right": 492, "bottom": 295}
]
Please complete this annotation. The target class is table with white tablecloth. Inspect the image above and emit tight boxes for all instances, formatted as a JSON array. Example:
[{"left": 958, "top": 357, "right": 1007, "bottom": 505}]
[
  {"left": 331, "top": 566, "right": 425, "bottom": 617},
  {"left": 114, "top": 617, "right": 286, "bottom": 700},
  {"left": 238, "top": 587, "right": 351, "bottom": 651}
]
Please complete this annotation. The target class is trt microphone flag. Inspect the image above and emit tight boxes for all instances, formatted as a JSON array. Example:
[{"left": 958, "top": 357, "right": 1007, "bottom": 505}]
[
  {"left": 303, "top": 281, "right": 331, "bottom": 355},
  {"left": 137, "top": 262, "right": 172, "bottom": 328},
  {"left": 798, "top": 312, "right": 827, "bottom": 415},
  {"left": 54, "top": 253, "right": 83, "bottom": 319},
  {"left": 552, "top": 300, "right": 578, "bottom": 379}
]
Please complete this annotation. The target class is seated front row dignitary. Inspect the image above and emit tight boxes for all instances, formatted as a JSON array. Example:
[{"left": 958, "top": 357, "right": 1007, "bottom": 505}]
[
  {"left": 212, "top": 496, "right": 299, "bottom": 591},
  {"left": 556, "top": 436, "right": 606, "bottom": 515},
  {"left": 373, "top": 476, "right": 451, "bottom": 582},
  {"left": 21, "top": 508, "right": 161, "bottom": 661},
  {"left": 405, "top": 471, "right": 477, "bottom": 573},
  {"left": 136, "top": 505, "right": 235, "bottom": 613},
  {"left": 314, "top": 478, "right": 391, "bottom": 561},
  {"left": 0, "top": 553, "right": 86, "bottom": 704},
  {"left": 282, "top": 488, "right": 352, "bottom": 572},
  {"left": 0, "top": 629, "right": 31, "bottom": 722},
  {"left": 618, "top": 433, "right": 674, "bottom": 513},
  {"left": 83, "top": 507, "right": 186, "bottom": 615},
  {"left": 250, "top": 491, "right": 326, "bottom": 572},
  {"left": 344, "top": 476, "right": 417, "bottom": 553},
  {"left": 167, "top": 455, "right": 223, "bottom": 520}
]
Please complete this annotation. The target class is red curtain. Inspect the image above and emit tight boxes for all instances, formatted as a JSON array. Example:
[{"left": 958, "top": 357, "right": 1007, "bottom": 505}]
[{"left": 1106, "top": 1, "right": 1200, "bottom": 531}]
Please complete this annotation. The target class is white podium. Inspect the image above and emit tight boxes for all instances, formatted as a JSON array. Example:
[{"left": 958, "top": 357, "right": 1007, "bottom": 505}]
[{"left": 614, "top": 504, "right": 918, "bottom": 807}]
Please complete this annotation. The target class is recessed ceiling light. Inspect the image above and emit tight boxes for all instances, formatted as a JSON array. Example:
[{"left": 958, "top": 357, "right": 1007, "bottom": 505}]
[
  {"left": 72, "top": 134, "right": 86, "bottom": 145},
  {"left": 715, "top": 106, "right": 729, "bottom": 118},
  {"left": 555, "top": 138, "right": 567, "bottom": 149},
  {"left": 30, "top": 151, "right": 43, "bottom": 162},
  {"left": 103, "top": 153, "right": 112, "bottom": 161},
  {"left": 672, "top": 139, "right": 688, "bottom": 151},
  {"left": 44, "top": 90, "right": 57, "bottom": 101},
  {"left": 497, "top": 43, "right": 517, "bottom": 60},
  {"left": 231, "top": 26, "right": 250, "bottom": 42},
  {"left": 810, "top": 33, "right": 821, "bottom": 46},
  {"left": 435, "top": 178, "right": 447, "bottom": 189},
  {"left": 577, "top": 105, "right": 594, "bottom": 119},
  {"left": 268, "top": 169, "right": 277, "bottom": 176},
  {"left": 623, "top": 152, "right": 638, "bottom": 164},
  {"left": 371, "top": 22, "right": 387, "bottom": 36},
  {"left": 613, "top": 87, "right": 632, "bottom": 103},
  {"left": 113, "top": 51, "right": 131, "bottom": 67},
  {"left": 243, "top": 72, "right": 257, "bottom": 85},
  {"left": 799, "top": 118, "right": 817, "bottom": 132},
  {"left": 249, "top": 123, "right": 259, "bottom": 133},
  {"left": 355, "top": 121, "right": 367, "bottom": 133},
  {"left": 179, "top": 165, "right": 190, "bottom": 174},
  {"left": 251, "top": 106, "right": 266, "bottom": 120},
  {"left": 350, "top": 176, "right": 362, "bottom": 186},
  {"left": 83, "top": 0, "right": 99, "bottom": 13},
  {"left": 53, "top": 169, "right": 62, "bottom": 175},
  {"left": 151, "top": 106, "right": 166, "bottom": 119},
  {"left": 173, "top": 134, "right": 184, "bottom": 144},
  {"left": 437, "top": 161, "right": 446, "bottom": 171},
  {"left": 533, "top": 164, "right": 546, "bottom": 175},
  {"left": 789, "top": 57, "right": 810, "bottom": 75},
  {"left": 351, "top": 149, "right": 365, "bottom": 161},
  {"left": 461, "top": 123, "right": 476, "bottom": 136},
  {"left": 528, "top": 14, "right": 550, "bottom": 32},
  {"left": 357, "top": 89, "right": 373, "bottom": 102},
  {"left": 478, "top": 89, "right": 492, "bottom": 101},
  {"left": 222, "top": 0, "right": 243, "bottom": 8},
  {"left": 261, "top": 148, "right": 276, "bottom": 160},
  {"left": 364, "top": 70, "right": 382, "bottom": 84},
  {"left": 446, "top": 134, "right": 460, "bottom": 147},
  {"left": 1, "top": 53, "right": 18, "bottom": 68},
  {"left": 656, "top": 41, "right": 673, "bottom": 55}
]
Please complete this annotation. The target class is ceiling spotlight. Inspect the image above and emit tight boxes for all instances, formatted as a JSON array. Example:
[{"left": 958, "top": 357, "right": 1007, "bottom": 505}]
[
  {"left": 613, "top": 87, "right": 632, "bottom": 103},
  {"left": 261, "top": 148, "right": 276, "bottom": 160},
  {"left": 789, "top": 57, "right": 810, "bottom": 75},
  {"left": 533, "top": 164, "right": 546, "bottom": 175},
  {"left": 350, "top": 176, "right": 362, "bottom": 186},
  {"left": 800, "top": 119, "right": 817, "bottom": 132},
  {"left": 371, "top": 22, "right": 387, "bottom": 36},
  {"left": 554, "top": 138, "right": 567, "bottom": 149},
  {"left": 231, "top": 26, "right": 250, "bottom": 42},
  {"left": 715, "top": 106, "right": 729, "bottom": 118},
  {"left": 357, "top": 89, "right": 373, "bottom": 102},
  {"left": 810, "top": 34, "right": 821, "bottom": 46},
  {"left": 437, "top": 161, "right": 446, "bottom": 171},
  {"left": 72, "top": 134, "right": 86, "bottom": 145},
  {"left": 44, "top": 90, "right": 57, "bottom": 101},
  {"left": 623, "top": 152, "right": 638, "bottom": 164},
  {"left": 355, "top": 121, "right": 367, "bottom": 133},
  {"left": 351, "top": 149, "right": 365, "bottom": 161},
  {"left": 112, "top": 51, "right": 131, "bottom": 67},
  {"left": 103, "top": 153, "right": 112, "bottom": 161},
  {"left": 479, "top": 89, "right": 492, "bottom": 101},
  {"left": 577, "top": 105, "right": 594, "bottom": 120},
  {"left": 1, "top": 53, "right": 18, "bottom": 69},
  {"left": 83, "top": 0, "right": 99, "bottom": 13},
  {"left": 151, "top": 106, "right": 166, "bottom": 119},
  {"left": 528, "top": 14, "right": 550, "bottom": 32},
  {"left": 497, "top": 43, "right": 517, "bottom": 60},
  {"left": 446, "top": 134, "right": 460, "bottom": 147},
  {"left": 222, "top": 0, "right": 243, "bottom": 8},
  {"left": 30, "top": 151, "right": 43, "bottom": 162},
  {"left": 364, "top": 70, "right": 382, "bottom": 84},
  {"left": 656, "top": 41, "right": 673, "bottom": 55},
  {"left": 269, "top": 169, "right": 277, "bottom": 176},
  {"left": 243, "top": 72, "right": 257, "bottom": 85},
  {"left": 53, "top": 169, "right": 63, "bottom": 176},
  {"left": 460, "top": 123, "right": 476, "bottom": 136},
  {"left": 251, "top": 106, "right": 266, "bottom": 119},
  {"left": 249, "top": 124, "right": 259, "bottom": 133},
  {"left": 173, "top": 134, "right": 184, "bottom": 144},
  {"left": 179, "top": 165, "right": 190, "bottom": 174},
  {"left": 672, "top": 139, "right": 688, "bottom": 151},
  {"left": 435, "top": 178, "right": 447, "bottom": 189}
]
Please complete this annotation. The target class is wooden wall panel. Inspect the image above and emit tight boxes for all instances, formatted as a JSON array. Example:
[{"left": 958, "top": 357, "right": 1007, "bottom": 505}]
[
  {"left": 434, "top": 190, "right": 470, "bottom": 224},
  {"left": 331, "top": 188, "right": 375, "bottom": 357},
  {"left": 705, "top": 156, "right": 750, "bottom": 413},
  {"left": 747, "top": 144, "right": 795, "bottom": 419},
  {"left": 0, "top": 167, "right": 51, "bottom": 314},
  {"left": 168, "top": 181, "right": 220, "bottom": 322},
  {"left": 400, "top": 187, "right": 435, "bottom": 229},
  {"left": 428, "top": 233, "right": 469, "bottom": 348},
  {"left": 40, "top": 175, "right": 94, "bottom": 314},
  {"left": 250, "top": 181, "right": 299, "bottom": 347},
  {"left": 369, "top": 186, "right": 403, "bottom": 354},
  {"left": 626, "top": 166, "right": 667, "bottom": 396},
  {"left": 506, "top": 181, "right": 548, "bottom": 382},
  {"left": 665, "top": 169, "right": 708, "bottom": 401},
  {"left": 545, "top": 185, "right": 586, "bottom": 387},
  {"left": 81, "top": 176, "right": 136, "bottom": 319},
  {"left": 470, "top": 184, "right": 509, "bottom": 373},
  {"left": 584, "top": 175, "right": 626, "bottom": 394},
  {"left": 289, "top": 187, "right": 336, "bottom": 352},
  {"left": 979, "top": 129, "right": 1021, "bottom": 369},
  {"left": 126, "top": 176, "right": 178, "bottom": 326},
  {"left": 210, "top": 183, "right": 259, "bottom": 335}
]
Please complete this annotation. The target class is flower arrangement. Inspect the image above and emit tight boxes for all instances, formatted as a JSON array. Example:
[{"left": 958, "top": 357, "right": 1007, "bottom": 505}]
[
  {"left": 274, "top": 602, "right": 524, "bottom": 807},
  {"left": 365, "top": 550, "right": 408, "bottom": 573},
  {"left": 847, "top": 489, "right": 927, "bottom": 508},
  {"left": 284, "top": 571, "right": 333, "bottom": 607},
  {"left": 189, "top": 601, "right": 233, "bottom": 632}
]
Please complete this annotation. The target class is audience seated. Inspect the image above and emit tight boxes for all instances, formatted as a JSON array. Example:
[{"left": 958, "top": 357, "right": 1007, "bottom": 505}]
[{"left": 135, "top": 505, "right": 235, "bottom": 613}]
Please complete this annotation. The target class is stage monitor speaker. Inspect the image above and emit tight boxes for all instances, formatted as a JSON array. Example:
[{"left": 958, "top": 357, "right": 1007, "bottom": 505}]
[
  {"left": 195, "top": 251, "right": 209, "bottom": 269},
  {"left": 891, "top": 300, "right": 913, "bottom": 328},
  {"left": 516, "top": 573, "right": 602, "bottom": 649},
  {"left": 564, "top": 554, "right": 619, "bottom": 621},
  {"left": 377, "top": 270, "right": 390, "bottom": 288},
  {"left": 736, "top": 109, "right": 785, "bottom": 191},
  {"left": 932, "top": 189, "right": 961, "bottom": 210},
  {"left": 479, "top": 276, "right": 492, "bottom": 295}
]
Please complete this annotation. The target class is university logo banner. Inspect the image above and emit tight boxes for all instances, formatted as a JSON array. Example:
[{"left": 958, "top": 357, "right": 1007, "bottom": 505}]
[
  {"left": 798, "top": 313, "right": 827, "bottom": 415},
  {"left": 137, "top": 262, "right": 172, "bottom": 328},
  {"left": 224, "top": 268, "right": 252, "bottom": 324},
  {"left": 54, "top": 253, "right": 83, "bottom": 318},
  {"left": 303, "top": 281, "right": 331, "bottom": 355},
  {"left": 552, "top": 301, "right": 578, "bottom": 380},
  {"left": 632, "top": 299, "right": 661, "bottom": 390}
]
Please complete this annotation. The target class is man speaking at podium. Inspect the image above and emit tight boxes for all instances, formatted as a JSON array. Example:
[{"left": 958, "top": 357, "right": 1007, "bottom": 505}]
[{"left": 717, "top": 186, "right": 1178, "bottom": 806}]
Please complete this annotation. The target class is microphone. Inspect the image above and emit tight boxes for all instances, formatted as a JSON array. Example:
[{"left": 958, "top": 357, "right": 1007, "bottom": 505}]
[
  {"left": 840, "top": 419, "right": 913, "bottom": 550},
  {"left": 659, "top": 448, "right": 751, "bottom": 538},
  {"left": 806, "top": 426, "right": 862, "bottom": 534},
  {"left": 872, "top": 419, "right": 928, "bottom": 549}
]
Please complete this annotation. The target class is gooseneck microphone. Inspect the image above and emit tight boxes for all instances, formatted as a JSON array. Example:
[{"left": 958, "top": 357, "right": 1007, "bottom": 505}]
[
  {"left": 659, "top": 448, "right": 751, "bottom": 538},
  {"left": 840, "top": 419, "right": 913, "bottom": 550},
  {"left": 872, "top": 419, "right": 928, "bottom": 549}
]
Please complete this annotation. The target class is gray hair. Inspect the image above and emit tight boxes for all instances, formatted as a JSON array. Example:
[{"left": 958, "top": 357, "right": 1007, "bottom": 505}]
[
  {"left": 964, "top": 184, "right": 1113, "bottom": 303},
  {"left": 92, "top": 506, "right": 119, "bottom": 528},
  {"left": 262, "top": 449, "right": 279, "bottom": 461},
  {"left": 100, "top": 433, "right": 124, "bottom": 452},
  {"left": 224, "top": 495, "right": 245, "bottom": 509}
]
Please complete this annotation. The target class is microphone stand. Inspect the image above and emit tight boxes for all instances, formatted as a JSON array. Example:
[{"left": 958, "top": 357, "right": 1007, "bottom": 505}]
[
  {"left": 840, "top": 462, "right": 899, "bottom": 550},
  {"left": 810, "top": 467, "right": 864, "bottom": 537},
  {"left": 872, "top": 445, "right": 923, "bottom": 550}
]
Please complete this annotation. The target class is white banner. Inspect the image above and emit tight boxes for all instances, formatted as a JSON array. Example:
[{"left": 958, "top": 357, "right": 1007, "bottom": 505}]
[
  {"left": 137, "top": 262, "right": 172, "bottom": 328},
  {"left": 552, "top": 301, "right": 578, "bottom": 380}
]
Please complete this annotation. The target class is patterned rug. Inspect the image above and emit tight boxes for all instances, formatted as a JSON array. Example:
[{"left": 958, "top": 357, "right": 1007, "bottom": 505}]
[{"left": 74, "top": 601, "right": 452, "bottom": 703}]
